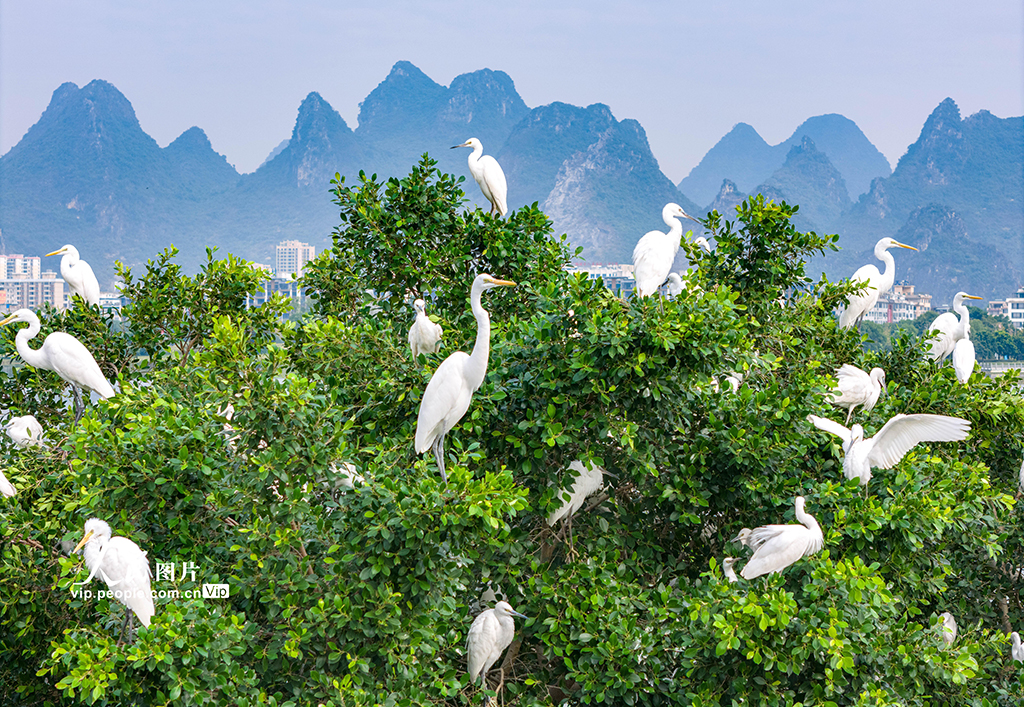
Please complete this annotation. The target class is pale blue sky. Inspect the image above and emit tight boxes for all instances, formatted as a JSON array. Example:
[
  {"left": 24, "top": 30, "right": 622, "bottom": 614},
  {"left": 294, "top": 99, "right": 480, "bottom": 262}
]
[{"left": 1, "top": 1, "right": 1021, "bottom": 182}]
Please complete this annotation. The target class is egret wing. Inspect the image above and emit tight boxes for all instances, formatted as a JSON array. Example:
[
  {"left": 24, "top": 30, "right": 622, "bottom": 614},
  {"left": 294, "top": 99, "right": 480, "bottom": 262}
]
[
  {"left": 808, "top": 415, "right": 853, "bottom": 445},
  {"left": 832, "top": 365, "right": 869, "bottom": 405},
  {"left": 104, "top": 537, "right": 155, "bottom": 626},
  {"left": 740, "top": 526, "right": 822, "bottom": 579},
  {"left": 0, "top": 470, "right": 16, "bottom": 497},
  {"left": 632, "top": 232, "right": 672, "bottom": 297},
  {"left": 952, "top": 339, "right": 975, "bottom": 384},
  {"left": 414, "top": 352, "right": 470, "bottom": 453},
  {"left": 481, "top": 156, "right": 508, "bottom": 216},
  {"left": 44, "top": 332, "right": 115, "bottom": 398},
  {"left": 839, "top": 264, "right": 882, "bottom": 328},
  {"left": 466, "top": 610, "right": 501, "bottom": 681},
  {"left": 866, "top": 414, "right": 971, "bottom": 469},
  {"left": 927, "top": 313, "right": 957, "bottom": 360}
]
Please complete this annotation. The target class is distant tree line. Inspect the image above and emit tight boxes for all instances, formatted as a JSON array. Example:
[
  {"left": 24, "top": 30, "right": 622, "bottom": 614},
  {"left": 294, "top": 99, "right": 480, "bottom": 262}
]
[{"left": 862, "top": 307, "right": 1024, "bottom": 360}]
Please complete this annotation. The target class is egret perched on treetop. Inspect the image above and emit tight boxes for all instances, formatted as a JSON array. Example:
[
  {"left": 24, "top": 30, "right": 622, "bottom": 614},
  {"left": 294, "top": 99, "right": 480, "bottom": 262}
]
[
  {"left": 415, "top": 274, "right": 515, "bottom": 484},
  {"left": 408, "top": 298, "right": 443, "bottom": 359},
  {"left": 47, "top": 244, "right": 100, "bottom": 307},
  {"left": 928, "top": 292, "right": 983, "bottom": 361},
  {"left": 632, "top": 203, "right": 702, "bottom": 298},
  {"left": 73, "top": 518, "right": 155, "bottom": 640},
  {"left": 547, "top": 460, "right": 604, "bottom": 527},
  {"left": 952, "top": 335, "right": 976, "bottom": 385},
  {"left": 839, "top": 237, "right": 918, "bottom": 329},
  {"left": 0, "top": 309, "right": 115, "bottom": 422},
  {"left": 452, "top": 138, "right": 508, "bottom": 217},
  {"left": 739, "top": 496, "right": 824, "bottom": 580},
  {"left": 829, "top": 365, "right": 886, "bottom": 424},
  {"left": 467, "top": 600, "right": 528, "bottom": 689},
  {"left": 808, "top": 413, "right": 971, "bottom": 487},
  {"left": 6, "top": 415, "right": 45, "bottom": 449}
]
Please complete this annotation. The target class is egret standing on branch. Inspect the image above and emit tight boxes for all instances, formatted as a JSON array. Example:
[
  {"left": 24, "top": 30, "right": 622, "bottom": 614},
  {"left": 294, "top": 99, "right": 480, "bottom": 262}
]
[
  {"left": 928, "top": 292, "right": 983, "bottom": 361},
  {"left": 0, "top": 309, "right": 115, "bottom": 422},
  {"left": 839, "top": 237, "right": 918, "bottom": 329},
  {"left": 808, "top": 413, "right": 971, "bottom": 487},
  {"left": 452, "top": 138, "right": 508, "bottom": 217},
  {"left": 415, "top": 274, "right": 515, "bottom": 484},
  {"left": 6, "top": 415, "right": 45, "bottom": 449},
  {"left": 467, "top": 600, "right": 528, "bottom": 690},
  {"left": 47, "top": 244, "right": 100, "bottom": 307},
  {"left": 829, "top": 365, "right": 886, "bottom": 424},
  {"left": 73, "top": 518, "right": 155, "bottom": 640},
  {"left": 632, "top": 203, "right": 702, "bottom": 298},
  {"left": 739, "top": 496, "right": 824, "bottom": 580},
  {"left": 408, "top": 298, "right": 443, "bottom": 359}
]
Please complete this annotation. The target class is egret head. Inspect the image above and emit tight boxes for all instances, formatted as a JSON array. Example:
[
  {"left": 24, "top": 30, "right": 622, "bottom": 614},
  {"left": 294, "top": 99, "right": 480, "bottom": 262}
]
[
  {"left": 730, "top": 528, "right": 752, "bottom": 546},
  {"left": 870, "top": 367, "right": 886, "bottom": 385},
  {"left": 46, "top": 244, "right": 78, "bottom": 259},
  {"left": 722, "top": 557, "right": 738, "bottom": 570},
  {"left": 413, "top": 299, "right": 426, "bottom": 313},
  {"left": 952, "top": 292, "right": 983, "bottom": 306},
  {"left": 74, "top": 518, "right": 113, "bottom": 554},
  {"left": 850, "top": 424, "right": 865, "bottom": 444},
  {"left": 693, "top": 236, "right": 712, "bottom": 253},
  {"left": 0, "top": 309, "right": 36, "bottom": 328},
  {"left": 451, "top": 138, "right": 482, "bottom": 150},
  {"left": 875, "top": 237, "right": 918, "bottom": 255},
  {"left": 664, "top": 202, "right": 701, "bottom": 224},
  {"left": 475, "top": 274, "right": 517, "bottom": 291},
  {"left": 493, "top": 600, "right": 528, "bottom": 620}
]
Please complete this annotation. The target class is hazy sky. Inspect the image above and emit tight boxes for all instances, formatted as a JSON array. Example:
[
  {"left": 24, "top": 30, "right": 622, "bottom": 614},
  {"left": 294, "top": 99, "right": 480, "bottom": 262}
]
[{"left": 1, "top": 1, "right": 1021, "bottom": 182}]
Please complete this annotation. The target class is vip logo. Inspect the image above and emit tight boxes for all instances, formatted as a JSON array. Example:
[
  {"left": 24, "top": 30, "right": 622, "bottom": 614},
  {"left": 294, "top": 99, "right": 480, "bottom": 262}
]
[{"left": 202, "top": 583, "right": 230, "bottom": 598}]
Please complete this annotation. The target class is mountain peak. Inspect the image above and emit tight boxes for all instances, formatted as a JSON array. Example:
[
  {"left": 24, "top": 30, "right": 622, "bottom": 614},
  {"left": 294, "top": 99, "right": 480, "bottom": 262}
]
[
  {"left": 356, "top": 61, "right": 447, "bottom": 137},
  {"left": 167, "top": 126, "right": 213, "bottom": 151},
  {"left": 292, "top": 92, "right": 352, "bottom": 144}
]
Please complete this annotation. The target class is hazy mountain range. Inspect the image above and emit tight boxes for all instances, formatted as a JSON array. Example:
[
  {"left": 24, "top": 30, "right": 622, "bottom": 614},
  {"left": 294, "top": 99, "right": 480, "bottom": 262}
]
[{"left": 0, "top": 61, "right": 1020, "bottom": 304}]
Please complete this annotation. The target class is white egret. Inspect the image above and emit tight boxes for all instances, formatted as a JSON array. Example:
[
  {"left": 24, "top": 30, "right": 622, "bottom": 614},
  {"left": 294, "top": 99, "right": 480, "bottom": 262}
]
[
  {"left": 0, "top": 470, "right": 16, "bottom": 497},
  {"left": 0, "top": 309, "right": 115, "bottom": 422},
  {"left": 952, "top": 336, "right": 975, "bottom": 385},
  {"left": 1012, "top": 631, "right": 1023, "bottom": 663},
  {"left": 739, "top": 496, "right": 824, "bottom": 580},
  {"left": 939, "top": 612, "right": 957, "bottom": 647},
  {"left": 694, "top": 237, "right": 712, "bottom": 253},
  {"left": 839, "top": 238, "right": 918, "bottom": 329},
  {"left": 330, "top": 462, "right": 364, "bottom": 491},
  {"left": 632, "top": 203, "right": 702, "bottom": 298},
  {"left": 73, "top": 518, "right": 155, "bottom": 638},
  {"left": 829, "top": 365, "right": 886, "bottom": 424},
  {"left": 808, "top": 413, "right": 971, "bottom": 487},
  {"left": 452, "top": 138, "right": 508, "bottom": 217},
  {"left": 723, "top": 557, "right": 739, "bottom": 583},
  {"left": 47, "top": 244, "right": 100, "bottom": 307},
  {"left": 415, "top": 274, "right": 515, "bottom": 484},
  {"left": 408, "top": 298, "right": 443, "bottom": 359},
  {"left": 666, "top": 273, "right": 685, "bottom": 298},
  {"left": 467, "top": 600, "right": 528, "bottom": 689},
  {"left": 547, "top": 460, "right": 604, "bottom": 526},
  {"left": 927, "top": 292, "right": 983, "bottom": 361},
  {"left": 6, "top": 415, "right": 45, "bottom": 449}
]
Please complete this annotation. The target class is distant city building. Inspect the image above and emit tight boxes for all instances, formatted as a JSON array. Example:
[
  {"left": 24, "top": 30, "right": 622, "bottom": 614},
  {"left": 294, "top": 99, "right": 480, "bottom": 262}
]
[
  {"left": 569, "top": 263, "right": 637, "bottom": 298},
  {"left": 863, "top": 282, "right": 932, "bottom": 324},
  {"left": 987, "top": 300, "right": 1008, "bottom": 319},
  {"left": 0, "top": 269, "right": 66, "bottom": 312},
  {"left": 0, "top": 254, "right": 41, "bottom": 280},
  {"left": 1000, "top": 287, "right": 1024, "bottom": 329},
  {"left": 275, "top": 241, "right": 315, "bottom": 278},
  {"left": 247, "top": 277, "right": 306, "bottom": 310}
]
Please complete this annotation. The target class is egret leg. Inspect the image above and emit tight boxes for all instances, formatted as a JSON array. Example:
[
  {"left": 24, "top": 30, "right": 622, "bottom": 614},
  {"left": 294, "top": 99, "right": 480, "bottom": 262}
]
[
  {"left": 117, "top": 606, "right": 133, "bottom": 644},
  {"left": 432, "top": 435, "right": 448, "bottom": 485},
  {"left": 72, "top": 386, "right": 85, "bottom": 424},
  {"left": 845, "top": 407, "right": 854, "bottom": 426}
]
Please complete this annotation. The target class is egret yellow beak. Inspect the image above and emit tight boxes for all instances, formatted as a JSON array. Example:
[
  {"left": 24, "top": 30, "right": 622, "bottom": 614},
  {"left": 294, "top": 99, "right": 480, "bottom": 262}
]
[
  {"left": 895, "top": 242, "right": 918, "bottom": 251},
  {"left": 964, "top": 295, "right": 983, "bottom": 300},
  {"left": 0, "top": 314, "right": 17, "bottom": 326},
  {"left": 73, "top": 529, "right": 94, "bottom": 555},
  {"left": 45, "top": 247, "right": 68, "bottom": 257},
  {"left": 486, "top": 277, "right": 516, "bottom": 287}
]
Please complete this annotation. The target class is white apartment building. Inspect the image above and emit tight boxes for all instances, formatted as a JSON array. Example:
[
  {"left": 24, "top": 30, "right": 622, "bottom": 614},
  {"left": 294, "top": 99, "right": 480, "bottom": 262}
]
[
  {"left": 998, "top": 288, "right": 1024, "bottom": 329},
  {"left": 862, "top": 282, "right": 932, "bottom": 324},
  {"left": 275, "top": 241, "right": 315, "bottom": 278},
  {"left": 0, "top": 254, "right": 67, "bottom": 311}
]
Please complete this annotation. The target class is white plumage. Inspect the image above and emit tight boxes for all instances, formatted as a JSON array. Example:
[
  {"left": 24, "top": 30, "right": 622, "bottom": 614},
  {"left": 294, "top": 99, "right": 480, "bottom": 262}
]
[
  {"left": 927, "top": 292, "right": 983, "bottom": 361},
  {"left": 939, "top": 612, "right": 957, "bottom": 647},
  {"left": 1011, "top": 631, "right": 1024, "bottom": 663},
  {"left": 731, "top": 528, "right": 753, "bottom": 549},
  {"left": 546, "top": 460, "right": 604, "bottom": 526},
  {"left": 808, "top": 413, "right": 971, "bottom": 486},
  {"left": 73, "top": 518, "right": 155, "bottom": 631},
  {"left": 415, "top": 275, "right": 515, "bottom": 484},
  {"left": 632, "top": 203, "right": 701, "bottom": 298},
  {"left": 0, "top": 470, "right": 16, "bottom": 497},
  {"left": 830, "top": 365, "right": 886, "bottom": 424},
  {"left": 839, "top": 237, "right": 917, "bottom": 329},
  {"left": 722, "top": 557, "right": 739, "bottom": 583},
  {"left": 665, "top": 273, "right": 685, "bottom": 298},
  {"left": 47, "top": 244, "right": 100, "bottom": 307},
  {"left": 330, "top": 462, "right": 364, "bottom": 491},
  {"left": 739, "top": 497, "right": 824, "bottom": 580},
  {"left": 408, "top": 299, "right": 443, "bottom": 359},
  {"left": 0, "top": 309, "right": 115, "bottom": 421},
  {"left": 467, "top": 600, "right": 527, "bottom": 687},
  {"left": 452, "top": 138, "right": 508, "bottom": 217},
  {"left": 952, "top": 337, "right": 976, "bottom": 385},
  {"left": 6, "top": 415, "right": 45, "bottom": 449}
]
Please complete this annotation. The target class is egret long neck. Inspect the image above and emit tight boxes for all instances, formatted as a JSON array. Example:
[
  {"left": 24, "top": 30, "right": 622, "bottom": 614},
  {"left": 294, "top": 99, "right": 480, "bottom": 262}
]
[
  {"left": 14, "top": 319, "right": 49, "bottom": 371},
  {"left": 876, "top": 250, "right": 896, "bottom": 291},
  {"left": 464, "top": 284, "right": 491, "bottom": 391},
  {"left": 955, "top": 298, "right": 971, "bottom": 335}
]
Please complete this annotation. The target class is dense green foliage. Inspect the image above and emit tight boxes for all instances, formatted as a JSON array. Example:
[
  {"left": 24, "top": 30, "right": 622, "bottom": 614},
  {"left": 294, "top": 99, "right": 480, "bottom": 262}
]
[{"left": 1, "top": 158, "right": 1022, "bottom": 706}]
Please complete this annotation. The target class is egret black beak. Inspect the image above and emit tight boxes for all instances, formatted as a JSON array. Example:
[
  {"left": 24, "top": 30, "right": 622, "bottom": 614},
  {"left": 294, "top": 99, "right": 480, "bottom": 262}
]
[
  {"left": 451, "top": 142, "right": 471, "bottom": 149},
  {"left": 73, "top": 530, "right": 94, "bottom": 554}
]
